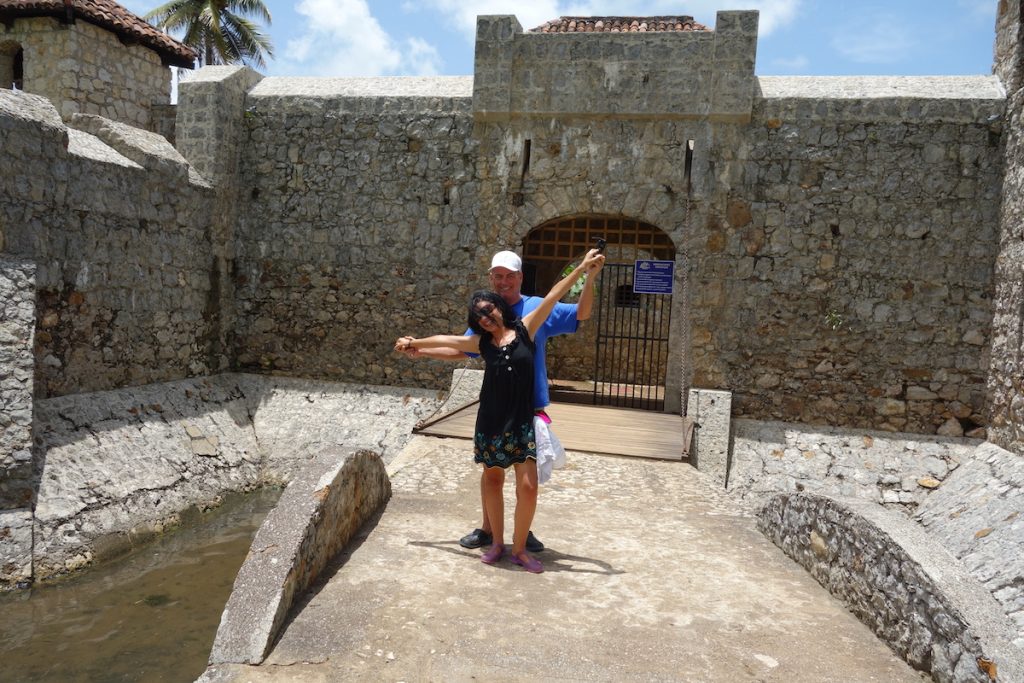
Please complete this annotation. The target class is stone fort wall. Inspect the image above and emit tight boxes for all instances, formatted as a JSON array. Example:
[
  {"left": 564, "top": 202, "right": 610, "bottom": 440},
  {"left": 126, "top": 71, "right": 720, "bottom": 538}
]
[
  {"left": 1, "top": 9, "right": 1018, "bottom": 446},
  {"left": 0, "top": 90, "right": 219, "bottom": 401},
  {"left": 212, "top": 15, "right": 1005, "bottom": 436},
  {"left": 718, "top": 77, "right": 1003, "bottom": 434},
  {"left": 229, "top": 77, "right": 483, "bottom": 387}
]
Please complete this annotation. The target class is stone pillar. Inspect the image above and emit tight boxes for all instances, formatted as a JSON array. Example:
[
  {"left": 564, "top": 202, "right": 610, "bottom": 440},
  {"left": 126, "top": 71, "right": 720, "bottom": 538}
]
[
  {"left": 176, "top": 65, "right": 264, "bottom": 371},
  {"left": 472, "top": 15, "right": 521, "bottom": 121},
  {"left": 710, "top": 10, "right": 759, "bottom": 122},
  {"left": 686, "top": 388, "right": 732, "bottom": 486},
  {"left": 989, "top": 0, "right": 1024, "bottom": 456},
  {"left": 0, "top": 256, "right": 36, "bottom": 587}
]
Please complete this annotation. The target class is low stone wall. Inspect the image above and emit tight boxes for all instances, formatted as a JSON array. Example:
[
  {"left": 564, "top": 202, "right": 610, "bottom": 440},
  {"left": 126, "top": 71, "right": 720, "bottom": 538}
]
[
  {"left": 728, "top": 419, "right": 978, "bottom": 511},
  {"left": 31, "top": 376, "right": 263, "bottom": 580},
  {"left": 18, "top": 373, "right": 440, "bottom": 586},
  {"left": 209, "top": 448, "right": 390, "bottom": 665},
  {"left": 758, "top": 493, "right": 1024, "bottom": 682}
]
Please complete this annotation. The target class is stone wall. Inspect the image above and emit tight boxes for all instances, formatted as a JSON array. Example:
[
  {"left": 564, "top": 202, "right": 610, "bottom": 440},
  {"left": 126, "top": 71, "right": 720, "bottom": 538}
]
[
  {"left": 709, "top": 77, "right": 1004, "bottom": 433},
  {"left": 989, "top": 0, "right": 1024, "bottom": 457},
  {"left": 23, "top": 373, "right": 438, "bottom": 585},
  {"left": 0, "top": 257, "right": 35, "bottom": 510},
  {"left": 758, "top": 492, "right": 1024, "bottom": 682},
  {"left": 728, "top": 419, "right": 978, "bottom": 510},
  {"left": 231, "top": 76, "right": 481, "bottom": 387},
  {"left": 0, "top": 17, "right": 169, "bottom": 129},
  {"left": 0, "top": 89, "right": 217, "bottom": 398}
]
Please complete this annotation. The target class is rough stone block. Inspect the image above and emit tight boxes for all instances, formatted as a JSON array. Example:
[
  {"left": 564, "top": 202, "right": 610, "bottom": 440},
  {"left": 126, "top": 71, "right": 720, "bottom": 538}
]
[
  {"left": 0, "top": 508, "right": 33, "bottom": 588},
  {"left": 686, "top": 388, "right": 732, "bottom": 486}
]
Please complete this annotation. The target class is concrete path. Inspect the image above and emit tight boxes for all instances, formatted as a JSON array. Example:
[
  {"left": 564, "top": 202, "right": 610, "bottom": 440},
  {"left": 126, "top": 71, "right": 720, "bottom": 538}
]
[{"left": 201, "top": 436, "right": 927, "bottom": 682}]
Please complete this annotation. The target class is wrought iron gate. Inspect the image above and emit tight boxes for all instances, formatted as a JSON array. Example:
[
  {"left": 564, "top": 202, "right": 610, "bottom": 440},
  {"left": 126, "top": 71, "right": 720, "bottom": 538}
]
[{"left": 592, "top": 262, "right": 671, "bottom": 410}]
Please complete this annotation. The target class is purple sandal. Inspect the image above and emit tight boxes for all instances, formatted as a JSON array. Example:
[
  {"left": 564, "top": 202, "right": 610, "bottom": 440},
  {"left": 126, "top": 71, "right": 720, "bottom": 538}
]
[
  {"left": 510, "top": 551, "right": 543, "bottom": 574},
  {"left": 481, "top": 544, "right": 504, "bottom": 565}
]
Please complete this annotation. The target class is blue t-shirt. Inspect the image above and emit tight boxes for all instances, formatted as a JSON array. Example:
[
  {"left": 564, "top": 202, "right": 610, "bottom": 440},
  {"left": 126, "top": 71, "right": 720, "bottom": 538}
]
[{"left": 467, "top": 295, "right": 578, "bottom": 409}]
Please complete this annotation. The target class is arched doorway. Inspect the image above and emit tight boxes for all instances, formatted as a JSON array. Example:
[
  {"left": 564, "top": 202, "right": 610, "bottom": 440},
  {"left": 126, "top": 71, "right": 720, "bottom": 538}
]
[{"left": 521, "top": 214, "right": 677, "bottom": 411}]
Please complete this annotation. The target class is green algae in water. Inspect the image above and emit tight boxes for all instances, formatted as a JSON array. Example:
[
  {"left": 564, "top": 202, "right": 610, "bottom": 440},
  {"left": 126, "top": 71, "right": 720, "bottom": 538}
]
[{"left": 0, "top": 487, "right": 281, "bottom": 682}]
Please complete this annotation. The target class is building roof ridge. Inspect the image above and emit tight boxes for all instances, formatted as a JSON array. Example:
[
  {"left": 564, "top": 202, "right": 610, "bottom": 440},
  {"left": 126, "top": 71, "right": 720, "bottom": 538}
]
[{"left": 531, "top": 15, "right": 711, "bottom": 33}]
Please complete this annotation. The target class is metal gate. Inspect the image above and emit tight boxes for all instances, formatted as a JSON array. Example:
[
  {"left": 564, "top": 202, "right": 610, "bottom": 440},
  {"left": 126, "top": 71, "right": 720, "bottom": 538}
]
[
  {"left": 592, "top": 262, "right": 671, "bottom": 410},
  {"left": 521, "top": 215, "right": 675, "bottom": 411}
]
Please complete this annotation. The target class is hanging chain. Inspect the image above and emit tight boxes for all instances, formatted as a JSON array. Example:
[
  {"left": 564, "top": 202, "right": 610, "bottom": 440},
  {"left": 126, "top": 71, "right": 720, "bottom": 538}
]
[{"left": 680, "top": 194, "right": 692, "bottom": 418}]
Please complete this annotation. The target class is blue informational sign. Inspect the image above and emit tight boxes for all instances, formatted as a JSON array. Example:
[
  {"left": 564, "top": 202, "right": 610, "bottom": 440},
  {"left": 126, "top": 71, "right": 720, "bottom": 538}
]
[{"left": 633, "top": 260, "right": 674, "bottom": 294}]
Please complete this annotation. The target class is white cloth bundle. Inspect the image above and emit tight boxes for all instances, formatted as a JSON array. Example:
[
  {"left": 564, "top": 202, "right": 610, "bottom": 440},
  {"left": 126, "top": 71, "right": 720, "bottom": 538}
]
[{"left": 534, "top": 415, "right": 566, "bottom": 484}]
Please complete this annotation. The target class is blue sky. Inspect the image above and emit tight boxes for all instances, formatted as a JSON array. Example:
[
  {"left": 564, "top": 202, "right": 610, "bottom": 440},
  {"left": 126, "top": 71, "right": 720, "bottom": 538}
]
[{"left": 129, "top": 0, "right": 999, "bottom": 78}]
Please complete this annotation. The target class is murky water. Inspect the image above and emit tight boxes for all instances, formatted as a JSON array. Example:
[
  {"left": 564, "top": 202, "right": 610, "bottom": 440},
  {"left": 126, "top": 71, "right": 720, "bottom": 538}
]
[{"left": 0, "top": 488, "right": 281, "bottom": 683}]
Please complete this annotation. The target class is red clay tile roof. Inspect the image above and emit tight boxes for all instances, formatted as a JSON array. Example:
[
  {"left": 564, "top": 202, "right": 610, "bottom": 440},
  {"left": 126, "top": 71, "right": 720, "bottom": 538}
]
[
  {"left": 0, "top": 0, "right": 196, "bottom": 67},
  {"left": 532, "top": 16, "right": 710, "bottom": 33}
]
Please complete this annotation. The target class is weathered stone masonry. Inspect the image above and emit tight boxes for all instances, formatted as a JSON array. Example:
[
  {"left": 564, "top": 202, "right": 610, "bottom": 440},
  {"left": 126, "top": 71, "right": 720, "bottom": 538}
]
[
  {"left": 228, "top": 77, "right": 481, "bottom": 387},
  {"left": 0, "top": 89, "right": 218, "bottom": 398},
  {"left": 718, "top": 77, "right": 1003, "bottom": 433},
  {"left": 215, "top": 12, "right": 1008, "bottom": 435},
  {"left": 989, "top": 0, "right": 1024, "bottom": 456},
  {"left": 1, "top": 18, "right": 169, "bottom": 129}
]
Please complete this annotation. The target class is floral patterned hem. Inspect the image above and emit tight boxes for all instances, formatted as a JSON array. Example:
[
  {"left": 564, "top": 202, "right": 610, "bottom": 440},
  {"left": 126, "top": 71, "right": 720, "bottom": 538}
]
[{"left": 473, "top": 422, "right": 537, "bottom": 469}]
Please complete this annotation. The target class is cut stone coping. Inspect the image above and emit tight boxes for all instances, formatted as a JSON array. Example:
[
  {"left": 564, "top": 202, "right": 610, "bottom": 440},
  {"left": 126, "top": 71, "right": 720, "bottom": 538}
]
[
  {"left": 758, "top": 492, "right": 1024, "bottom": 683},
  {"left": 249, "top": 75, "right": 474, "bottom": 99},
  {"left": 757, "top": 75, "right": 1006, "bottom": 101},
  {"left": 208, "top": 447, "right": 391, "bottom": 665}
]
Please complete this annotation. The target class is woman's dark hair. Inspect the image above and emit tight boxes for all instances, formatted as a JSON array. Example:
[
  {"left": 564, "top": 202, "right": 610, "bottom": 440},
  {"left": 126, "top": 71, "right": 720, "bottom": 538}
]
[{"left": 467, "top": 290, "right": 517, "bottom": 335}]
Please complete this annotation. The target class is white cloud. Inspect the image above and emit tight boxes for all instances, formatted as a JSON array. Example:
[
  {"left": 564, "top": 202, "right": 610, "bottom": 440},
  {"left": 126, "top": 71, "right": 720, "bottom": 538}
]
[
  {"left": 405, "top": 38, "right": 442, "bottom": 76},
  {"left": 277, "top": 0, "right": 444, "bottom": 76},
  {"left": 831, "top": 21, "right": 912, "bottom": 64},
  {"left": 417, "top": 0, "right": 565, "bottom": 39}
]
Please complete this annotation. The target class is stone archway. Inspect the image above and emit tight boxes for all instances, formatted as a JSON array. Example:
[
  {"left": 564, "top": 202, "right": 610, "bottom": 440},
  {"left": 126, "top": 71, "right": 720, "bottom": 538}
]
[{"left": 521, "top": 214, "right": 680, "bottom": 411}]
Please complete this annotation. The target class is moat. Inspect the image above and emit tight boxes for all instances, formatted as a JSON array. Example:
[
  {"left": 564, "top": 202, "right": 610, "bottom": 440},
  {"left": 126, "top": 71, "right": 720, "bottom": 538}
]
[{"left": 0, "top": 488, "right": 279, "bottom": 682}]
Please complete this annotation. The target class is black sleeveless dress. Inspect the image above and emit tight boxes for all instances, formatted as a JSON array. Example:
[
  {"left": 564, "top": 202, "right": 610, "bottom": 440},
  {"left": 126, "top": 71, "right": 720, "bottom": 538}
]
[{"left": 473, "top": 321, "right": 537, "bottom": 468}]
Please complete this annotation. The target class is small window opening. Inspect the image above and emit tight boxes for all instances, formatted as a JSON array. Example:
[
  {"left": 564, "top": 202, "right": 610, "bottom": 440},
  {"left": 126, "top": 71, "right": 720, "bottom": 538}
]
[
  {"left": 615, "top": 284, "right": 641, "bottom": 309},
  {"left": 521, "top": 139, "right": 531, "bottom": 179},
  {"left": 0, "top": 44, "right": 21, "bottom": 90},
  {"left": 684, "top": 139, "right": 694, "bottom": 193}
]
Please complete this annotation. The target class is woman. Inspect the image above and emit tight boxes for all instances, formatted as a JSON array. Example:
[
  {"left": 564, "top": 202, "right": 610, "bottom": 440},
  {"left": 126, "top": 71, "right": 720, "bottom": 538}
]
[{"left": 395, "top": 248, "right": 605, "bottom": 573}]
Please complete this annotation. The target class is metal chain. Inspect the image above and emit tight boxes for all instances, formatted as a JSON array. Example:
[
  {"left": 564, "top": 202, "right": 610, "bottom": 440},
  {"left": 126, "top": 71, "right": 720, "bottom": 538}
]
[{"left": 680, "top": 193, "right": 692, "bottom": 418}]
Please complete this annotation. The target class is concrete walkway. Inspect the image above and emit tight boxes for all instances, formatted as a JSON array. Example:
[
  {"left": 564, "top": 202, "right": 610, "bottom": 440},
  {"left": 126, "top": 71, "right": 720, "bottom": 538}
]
[{"left": 200, "top": 436, "right": 927, "bottom": 682}]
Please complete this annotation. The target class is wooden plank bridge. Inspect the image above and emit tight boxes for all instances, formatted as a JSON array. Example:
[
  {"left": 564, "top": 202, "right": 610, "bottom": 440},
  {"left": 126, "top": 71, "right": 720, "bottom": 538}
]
[{"left": 414, "top": 401, "right": 693, "bottom": 461}]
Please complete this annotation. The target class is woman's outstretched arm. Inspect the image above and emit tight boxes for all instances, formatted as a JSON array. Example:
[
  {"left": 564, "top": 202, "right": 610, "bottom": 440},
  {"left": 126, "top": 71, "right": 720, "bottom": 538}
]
[
  {"left": 522, "top": 248, "right": 605, "bottom": 339},
  {"left": 395, "top": 333, "right": 481, "bottom": 355}
]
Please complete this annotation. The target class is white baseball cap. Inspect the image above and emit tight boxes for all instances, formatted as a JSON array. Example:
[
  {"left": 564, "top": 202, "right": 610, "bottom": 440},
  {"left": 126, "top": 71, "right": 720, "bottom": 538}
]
[{"left": 489, "top": 250, "right": 522, "bottom": 272}]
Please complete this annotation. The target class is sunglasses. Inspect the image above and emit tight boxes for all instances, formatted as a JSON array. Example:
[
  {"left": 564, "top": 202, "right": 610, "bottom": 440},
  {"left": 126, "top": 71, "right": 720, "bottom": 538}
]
[{"left": 473, "top": 303, "right": 496, "bottom": 319}]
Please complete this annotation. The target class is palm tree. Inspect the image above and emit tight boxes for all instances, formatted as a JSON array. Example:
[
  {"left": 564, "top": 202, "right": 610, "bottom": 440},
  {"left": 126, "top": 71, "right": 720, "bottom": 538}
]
[{"left": 145, "top": 0, "right": 274, "bottom": 70}]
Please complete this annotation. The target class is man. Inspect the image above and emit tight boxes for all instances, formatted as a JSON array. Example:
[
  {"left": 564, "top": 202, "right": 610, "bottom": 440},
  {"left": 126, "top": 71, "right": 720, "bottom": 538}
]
[{"left": 406, "top": 249, "right": 603, "bottom": 552}]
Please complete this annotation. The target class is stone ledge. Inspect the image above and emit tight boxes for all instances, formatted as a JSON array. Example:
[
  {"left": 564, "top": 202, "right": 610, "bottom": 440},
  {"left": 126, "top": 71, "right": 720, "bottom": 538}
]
[
  {"left": 209, "top": 447, "right": 391, "bottom": 665},
  {"left": 757, "top": 492, "right": 1024, "bottom": 682}
]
